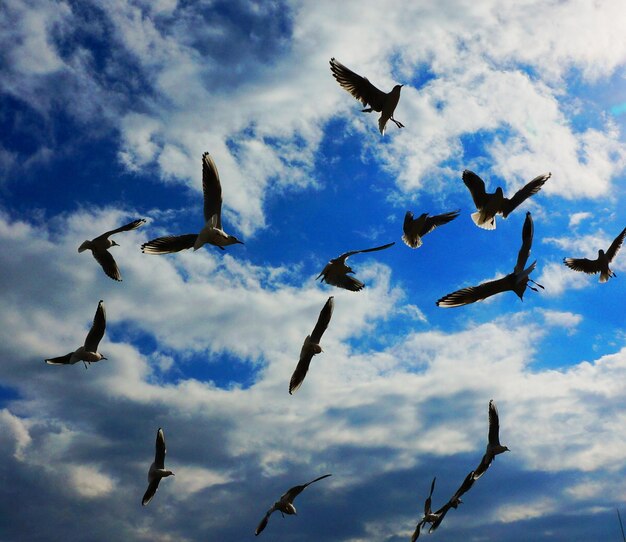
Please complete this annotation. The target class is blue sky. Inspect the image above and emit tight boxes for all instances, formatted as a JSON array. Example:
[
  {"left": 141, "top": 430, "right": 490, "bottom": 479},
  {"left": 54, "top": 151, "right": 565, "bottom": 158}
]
[{"left": 1, "top": 0, "right": 626, "bottom": 540}]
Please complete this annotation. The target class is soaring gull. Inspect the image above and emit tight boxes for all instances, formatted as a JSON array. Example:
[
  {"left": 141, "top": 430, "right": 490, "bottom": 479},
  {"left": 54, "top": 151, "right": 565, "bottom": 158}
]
[
  {"left": 142, "top": 428, "right": 174, "bottom": 506},
  {"left": 473, "top": 400, "right": 510, "bottom": 480},
  {"left": 411, "top": 477, "right": 444, "bottom": 541},
  {"left": 563, "top": 226, "right": 626, "bottom": 282},
  {"left": 402, "top": 210, "right": 460, "bottom": 249}
]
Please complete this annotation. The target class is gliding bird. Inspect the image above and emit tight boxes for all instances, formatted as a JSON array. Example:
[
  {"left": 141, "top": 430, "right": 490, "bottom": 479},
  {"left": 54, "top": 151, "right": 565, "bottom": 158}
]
[
  {"left": 411, "top": 477, "right": 442, "bottom": 541},
  {"left": 330, "top": 58, "right": 404, "bottom": 135},
  {"left": 142, "top": 428, "right": 174, "bottom": 506},
  {"left": 563, "top": 226, "right": 626, "bottom": 282},
  {"left": 473, "top": 400, "right": 509, "bottom": 480},
  {"left": 255, "top": 474, "right": 332, "bottom": 536},
  {"left": 402, "top": 209, "right": 460, "bottom": 248},
  {"left": 142, "top": 152, "right": 243, "bottom": 254},
  {"left": 289, "top": 297, "right": 334, "bottom": 394},
  {"left": 45, "top": 300, "right": 107, "bottom": 369}
]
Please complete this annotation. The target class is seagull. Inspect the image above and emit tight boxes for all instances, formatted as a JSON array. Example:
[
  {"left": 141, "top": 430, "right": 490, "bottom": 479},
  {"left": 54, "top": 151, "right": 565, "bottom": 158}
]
[
  {"left": 289, "top": 297, "right": 334, "bottom": 395},
  {"left": 45, "top": 300, "right": 107, "bottom": 369},
  {"left": 329, "top": 58, "right": 404, "bottom": 135},
  {"left": 437, "top": 211, "right": 544, "bottom": 307},
  {"left": 473, "top": 400, "right": 509, "bottom": 480},
  {"left": 411, "top": 477, "right": 442, "bottom": 541},
  {"left": 141, "top": 152, "right": 243, "bottom": 254},
  {"left": 463, "top": 170, "right": 551, "bottom": 230},
  {"left": 142, "top": 428, "right": 174, "bottom": 506},
  {"left": 563, "top": 226, "right": 626, "bottom": 283},
  {"left": 402, "top": 210, "right": 460, "bottom": 248},
  {"left": 317, "top": 242, "right": 395, "bottom": 291},
  {"left": 78, "top": 218, "right": 145, "bottom": 281},
  {"left": 428, "top": 470, "right": 476, "bottom": 533},
  {"left": 255, "top": 474, "right": 331, "bottom": 536}
]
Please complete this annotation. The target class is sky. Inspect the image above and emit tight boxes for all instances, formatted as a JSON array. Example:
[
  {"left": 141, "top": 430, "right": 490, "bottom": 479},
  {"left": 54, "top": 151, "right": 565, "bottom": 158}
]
[{"left": 1, "top": 0, "right": 626, "bottom": 540}]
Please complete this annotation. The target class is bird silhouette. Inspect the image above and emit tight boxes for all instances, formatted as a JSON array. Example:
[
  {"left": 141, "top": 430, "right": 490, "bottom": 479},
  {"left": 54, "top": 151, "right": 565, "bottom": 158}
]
[
  {"left": 411, "top": 477, "right": 445, "bottom": 541},
  {"left": 428, "top": 470, "right": 476, "bottom": 533},
  {"left": 563, "top": 226, "right": 626, "bottom": 282},
  {"left": 473, "top": 400, "right": 509, "bottom": 480},
  {"left": 142, "top": 428, "right": 174, "bottom": 506},
  {"left": 402, "top": 210, "right": 460, "bottom": 248}
]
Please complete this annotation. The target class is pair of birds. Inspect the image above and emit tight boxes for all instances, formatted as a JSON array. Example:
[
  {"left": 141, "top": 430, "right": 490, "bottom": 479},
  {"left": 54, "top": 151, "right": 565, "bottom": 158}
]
[{"left": 412, "top": 400, "right": 509, "bottom": 539}]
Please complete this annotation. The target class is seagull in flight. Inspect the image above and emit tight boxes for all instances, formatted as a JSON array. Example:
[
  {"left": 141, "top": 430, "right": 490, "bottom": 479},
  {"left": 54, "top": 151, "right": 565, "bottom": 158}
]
[
  {"left": 142, "top": 428, "right": 174, "bottom": 506},
  {"left": 463, "top": 170, "right": 550, "bottom": 230},
  {"left": 255, "top": 474, "right": 331, "bottom": 536},
  {"left": 473, "top": 400, "right": 509, "bottom": 480},
  {"left": 142, "top": 152, "right": 243, "bottom": 254},
  {"left": 78, "top": 218, "right": 145, "bottom": 281},
  {"left": 402, "top": 209, "right": 460, "bottom": 248},
  {"left": 45, "top": 300, "right": 107, "bottom": 369},
  {"left": 437, "top": 212, "right": 543, "bottom": 307},
  {"left": 428, "top": 470, "right": 476, "bottom": 533},
  {"left": 411, "top": 477, "right": 443, "bottom": 541},
  {"left": 317, "top": 242, "right": 395, "bottom": 292},
  {"left": 289, "top": 297, "right": 334, "bottom": 395},
  {"left": 563, "top": 226, "right": 626, "bottom": 283},
  {"left": 330, "top": 58, "right": 404, "bottom": 135}
]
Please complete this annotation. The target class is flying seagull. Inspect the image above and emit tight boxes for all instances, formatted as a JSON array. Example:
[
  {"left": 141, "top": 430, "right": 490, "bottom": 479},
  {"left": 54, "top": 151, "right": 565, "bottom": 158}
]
[
  {"left": 142, "top": 428, "right": 174, "bottom": 506},
  {"left": 317, "top": 242, "right": 395, "bottom": 292},
  {"left": 402, "top": 209, "right": 460, "bottom": 248},
  {"left": 473, "top": 400, "right": 509, "bottom": 480},
  {"left": 463, "top": 170, "right": 550, "bottom": 230},
  {"left": 329, "top": 58, "right": 404, "bottom": 135},
  {"left": 141, "top": 152, "right": 243, "bottom": 254},
  {"left": 78, "top": 218, "right": 145, "bottom": 281},
  {"left": 428, "top": 470, "right": 476, "bottom": 533},
  {"left": 563, "top": 226, "right": 626, "bottom": 283},
  {"left": 255, "top": 474, "right": 331, "bottom": 536},
  {"left": 437, "top": 211, "right": 543, "bottom": 307},
  {"left": 411, "top": 477, "right": 443, "bottom": 541},
  {"left": 289, "top": 297, "right": 334, "bottom": 395},
  {"left": 45, "top": 300, "right": 107, "bottom": 369}
]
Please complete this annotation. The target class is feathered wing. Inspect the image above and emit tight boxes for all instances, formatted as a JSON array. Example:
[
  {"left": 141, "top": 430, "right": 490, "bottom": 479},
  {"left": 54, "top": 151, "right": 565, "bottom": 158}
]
[
  {"left": 436, "top": 275, "right": 512, "bottom": 307},
  {"left": 402, "top": 211, "right": 421, "bottom": 248},
  {"left": 421, "top": 210, "right": 461, "bottom": 237},
  {"left": 155, "top": 428, "right": 166, "bottom": 469},
  {"left": 45, "top": 353, "right": 73, "bottom": 365},
  {"left": 424, "top": 477, "right": 436, "bottom": 515},
  {"left": 488, "top": 400, "right": 501, "bottom": 446},
  {"left": 255, "top": 508, "right": 274, "bottom": 536},
  {"left": 501, "top": 172, "right": 550, "bottom": 217},
  {"left": 99, "top": 218, "right": 146, "bottom": 239},
  {"left": 289, "top": 344, "right": 314, "bottom": 395},
  {"left": 325, "top": 273, "right": 365, "bottom": 292},
  {"left": 563, "top": 257, "right": 599, "bottom": 274},
  {"left": 606, "top": 226, "right": 626, "bottom": 262},
  {"left": 202, "top": 152, "right": 223, "bottom": 228},
  {"left": 462, "top": 170, "right": 488, "bottom": 210},
  {"left": 451, "top": 470, "right": 475, "bottom": 503},
  {"left": 282, "top": 474, "right": 332, "bottom": 503},
  {"left": 411, "top": 521, "right": 423, "bottom": 542},
  {"left": 310, "top": 297, "right": 334, "bottom": 344},
  {"left": 340, "top": 242, "right": 396, "bottom": 261},
  {"left": 329, "top": 58, "right": 386, "bottom": 111},
  {"left": 514, "top": 212, "right": 534, "bottom": 273},
  {"left": 92, "top": 248, "right": 122, "bottom": 281},
  {"left": 429, "top": 502, "right": 452, "bottom": 533},
  {"left": 84, "top": 300, "right": 106, "bottom": 352},
  {"left": 473, "top": 452, "right": 492, "bottom": 480},
  {"left": 142, "top": 479, "right": 161, "bottom": 506},
  {"left": 142, "top": 234, "right": 199, "bottom": 254}
]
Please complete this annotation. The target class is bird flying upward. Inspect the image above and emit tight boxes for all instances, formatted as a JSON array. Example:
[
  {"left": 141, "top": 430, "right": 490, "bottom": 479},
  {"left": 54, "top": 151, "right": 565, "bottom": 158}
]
[
  {"left": 141, "top": 152, "right": 243, "bottom": 254},
  {"left": 255, "top": 474, "right": 331, "bottom": 536},
  {"left": 142, "top": 428, "right": 174, "bottom": 506},
  {"left": 463, "top": 170, "right": 550, "bottom": 230},
  {"left": 411, "top": 477, "right": 443, "bottom": 541},
  {"left": 78, "top": 218, "right": 145, "bottom": 281},
  {"left": 330, "top": 58, "right": 404, "bottom": 135},
  {"left": 437, "top": 212, "right": 544, "bottom": 307},
  {"left": 563, "top": 226, "right": 626, "bottom": 282},
  {"left": 289, "top": 297, "right": 334, "bottom": 395},
  {"left": 45, "top": 300, "right": 107, "bottom": 369},
  {"left": 402, "top": 209, "right": 460, "bottom": 248},
  {"left": 317, "top": 242, "right": 395, "bottom": 292},
  {"left": 473, "top": 400, "right": 509, "bottom": 480}
]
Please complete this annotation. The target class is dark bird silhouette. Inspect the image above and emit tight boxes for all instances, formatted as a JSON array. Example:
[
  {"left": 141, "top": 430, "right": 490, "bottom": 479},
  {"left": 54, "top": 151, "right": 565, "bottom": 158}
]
[
  {"left": 142, "top": 152, "right": 243, "bottom": 254},
  {"left": 45, "top": 300, "right": 107, "bottom": 369},
  {"left": 142, "top": 428, "right": 174, "bottom": 506},
  {"left": 402, "top": 210, "right": 460, "bottom": 248},
  {"left": 317, "top": 242, "right": 395, "bottom": 291},
  {"left": 428, "top": 470, "right": 476, "bottom": 533},
  {"left": 330, "top": 58, "right": 404, "bottom": 135},
  {"left": 473, "top": 400, "right": 509, "bottom": 480},
  {"left": 411, "top": 477, "right": 445, "bottom": 541},
  {"left": 563, "top": 226, "right": 626, "bottom": 282},
  {"left": 437, "top": 212, "right": 543, "bottom": 307},
  {"left": 255, "top": 474, "right": 331, "bottom": 536},
  {"left": 78, "top": 218, "right": 145, "bottom": 280},
  {"left": 289, "top": 297, "right": 334, "bottom": 394},
  {"left": 463, "top": 170, "right": 550, "bottom": 230}
]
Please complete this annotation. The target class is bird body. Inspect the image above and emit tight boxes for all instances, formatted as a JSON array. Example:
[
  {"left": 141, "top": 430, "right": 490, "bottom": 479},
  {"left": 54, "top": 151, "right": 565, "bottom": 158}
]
[
  {"left": 402, "top": 210, "right": 460, "bottom": 248},
  {"left": 563, "top": 226, "right": 626, "bottom": 282},
  {"left": 142, "top": 428, "right": 174, "bottom": 506},
  {"left": 473, "top": 400, "right": 509, "bottom": 480}
]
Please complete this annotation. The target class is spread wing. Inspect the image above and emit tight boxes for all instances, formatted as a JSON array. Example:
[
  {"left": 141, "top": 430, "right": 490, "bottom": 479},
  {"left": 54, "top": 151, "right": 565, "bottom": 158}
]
[
  {"left": 330, "top": 58, "right": 387, "bottom": 111},
  {"left": 282, "top": 474, "right": 332, "bottom": 503},
  {"left": 141, "top": 478, "right": 161, "bottom": 506},
  {"left": 155, "top": 428, "right": 166, "bottom": 469},
  {"left": 310, "top": 297, "right": 334, "bottom": 344},
  {"left": 488, "top": 400, "right": 501, "bottom": 446},
  {"left": 255, "top": 506, "right": 275, "bottom": 536},
  {"left": 202, "top": 152, "right": 223, "bottom": 227},
  {"left": 563, "top": 257, "right": 600, "bottom": 275},
  {"left": 473, "top": 453, "right": 492, "bottom": 480},
  {"left": 142, "top": 234, "right": 199, "bottom": 254},
  {"left": 501, "top": 172, "right": 550, "bottom": 217},
  {"left": 411, "top": 520, "right": 424, "bottom": 542},
  {"left": 429, "top": 502, "right": 452, "bottom": 533},
  {"left": 92, "top": 248, "right": 122, "bottom": 281},
  {"left": 340, "top": 242, "right": 396, "bottom": 261},
  {"left": 289, "top": 342, "right": 313, "bottom": 395},
  {"left": 451, "top": 470, "right": 475, "bottom": 503},
  {"left": 606, "top": 226, "right": 626, "bottom": 262},
  {"left": 98, "top": 218, "right": 146, "bottom": 239},
  {"left": 463, "top": 170, "right": 488, "bottom": 210},
  {"left": 436, "top": 275, "right": 512, "bottom": 307},
  {"left": 514, "top": 212, "right": 534, "bottom": 273},
  {"left": 424, "top": 477, "right": 436, "bottom": 515},
  {"left": 84, "top": 300, "right": 106, "bottom": 351},
  {"left": 45, "top": 353, "right": 73, "bottom": 365},
  {"left": 420, "top": 210, "right": 460, "bottom": 237},
  {"left": 320, "top": 272, "right": 365, "bottom": 292}
]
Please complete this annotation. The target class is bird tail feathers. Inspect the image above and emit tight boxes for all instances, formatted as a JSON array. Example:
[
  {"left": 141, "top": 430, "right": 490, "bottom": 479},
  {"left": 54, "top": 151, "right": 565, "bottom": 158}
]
[{"left": 471, "top": 212, "right": 496, "bottom": 230}]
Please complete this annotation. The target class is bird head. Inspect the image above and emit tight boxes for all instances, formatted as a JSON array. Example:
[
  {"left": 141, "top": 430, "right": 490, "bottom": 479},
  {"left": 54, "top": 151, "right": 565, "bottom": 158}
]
[
  {"left": 111, "top": 240, "right": 120, "bottom": 247},
  {"left": 228, "top": 235, "right": 244, "bottom": 245}
]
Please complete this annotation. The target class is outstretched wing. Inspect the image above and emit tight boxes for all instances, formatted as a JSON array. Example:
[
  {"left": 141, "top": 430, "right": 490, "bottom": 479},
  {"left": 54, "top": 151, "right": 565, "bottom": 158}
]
[
  {"left": 84, "top": 300, "right": 106, "bottom": 351},
  {"left": 473, "top": 452, "right": 492, "bottom": 480},
  {"left": 340, "top": 242, "right": 396, "bottom": 262},
  {"left": 424, "top": 477, "right": 436, "bottom": 516},
  {"left": 451, "top": 470, "right": 475, "bottom": 503},
  {"left": 502, "top": 172, "right": 550, "bottom": 217},
  {"left": 488, "top": 399, "right": 501, "bottom": 446},
  {"left": 330, "top": 58, "right": 387, "bottom": 111},
  {"left": 155, "top": 428, "right": 166, "bottom": 469},
  {"left": 141, "top": 478, "right": 161, "bottom": 506},
  {"left": 202, "top": 152, "right": 223, "bottom": 227},
  {"left": 141, "top": 234, "right": 199, "bottom": 254},
  {"left": 462, "top": 170, "right": 488, "bottom": 210},
  {"left": 436, "top": 275, "right": 512, "bottom": 307},
  {"left": 282, "top": 474, "right": 332, "bottom": 503},
  {"left": 429, "top": 502, "right": 453, "bottom": 533},
  {"left": 45, "top": 353, "right": 73, "bottom": 365},
  {"left": 92, "top": 248, "right": 122, "bottom": 281},
  {"left": 420, "top": 210, "right": 461, "bottom": 237},
  {"left": 514, "top": 212, "right": 534, "bottom": 273},
  {"left": 289, "top": 343, "right": 314, "bottom": 395},
  {"left": 99, "top": 218, "right": 146, "bottom": 239},
  {"left": 255, "top": 507, "right": 275, "bottom": 536},
  {"left": 563, "top": 257, "right": 600, "bottom": 275},
  {"left": 606, "top": 226, "right": 626, "bottom": 262},
  {"left": 310, "top": 297, "right": 334, "bottom": 344}
]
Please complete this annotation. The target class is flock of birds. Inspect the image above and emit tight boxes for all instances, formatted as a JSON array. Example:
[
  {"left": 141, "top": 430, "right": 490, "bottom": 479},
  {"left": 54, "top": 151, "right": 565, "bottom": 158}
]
[{"left": 41, "top": 57, "right": 626, "bottom": 538}]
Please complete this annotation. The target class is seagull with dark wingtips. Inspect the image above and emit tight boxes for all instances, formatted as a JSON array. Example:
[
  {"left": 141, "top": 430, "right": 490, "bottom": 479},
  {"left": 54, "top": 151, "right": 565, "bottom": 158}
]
[
  {"left": 330, "top": 58, "right": 404, "bottom": 135},
  {"left": 411, "top": 477, "right": 442, "bottom": 541},
  {"left": 473, "top": 400, "right": 509, "bottom": 480},
  {"left": 78, "top": 218, "right": 145, "bottom": 281},
  {"left": 563, "top": 226, "right": 626, "bottom": 283},
  {"left": 45, "top": 300, "right": 107, "bottom": 369},
  {"left": 289, "top": 297, "right": 334, "bottom": 395},
  {"left": 463, "top": 170, "right": 550, "bottom": 230},
  {"left": 437, "top": 212, "right": 543, "bottom": 307},
  {"left": 255, "top": 474, "right": 331, "bottom": 536},
  {"left": 142, "top": 428, "right": 174, "bottom": 506},
  {"left": 317, "top": 242, "right": 395, "bottom": 292},
  {"left": 142, "top": 152, "right": 243, "bottom": 254},
  {"left": 402, "top": 210, "right": 460, "bottom": 248},
  {"left": 428, "top": 470, "right": 476, "bottom": 533}
]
